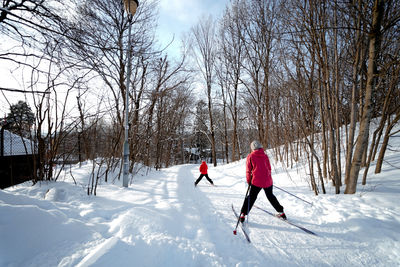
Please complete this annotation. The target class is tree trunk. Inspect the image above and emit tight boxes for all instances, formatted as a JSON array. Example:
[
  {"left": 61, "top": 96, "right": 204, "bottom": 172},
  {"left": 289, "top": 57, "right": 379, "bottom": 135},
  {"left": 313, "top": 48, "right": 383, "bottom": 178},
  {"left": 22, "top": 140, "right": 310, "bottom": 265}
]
[
  {"left": 207, "top": 83, "right": 217, "bottom": 167},
  {"left": 345, "top": 0, "right": 384, "bottom": 194},
  {"left": 375, "top": 112, "right": 400, "bottom": 174}
]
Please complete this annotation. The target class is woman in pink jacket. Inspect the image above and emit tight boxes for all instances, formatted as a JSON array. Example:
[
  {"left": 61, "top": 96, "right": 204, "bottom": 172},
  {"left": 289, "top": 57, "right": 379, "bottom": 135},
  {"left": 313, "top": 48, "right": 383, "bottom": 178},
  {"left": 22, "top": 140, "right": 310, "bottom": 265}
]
[{"left": 240, "top": 141, "right": 286, "bottom": 222}]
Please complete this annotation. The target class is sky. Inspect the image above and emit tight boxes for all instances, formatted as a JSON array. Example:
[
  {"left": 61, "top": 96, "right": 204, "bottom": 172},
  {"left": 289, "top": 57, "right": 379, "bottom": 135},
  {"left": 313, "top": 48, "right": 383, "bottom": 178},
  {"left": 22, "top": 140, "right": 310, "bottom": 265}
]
[
  {"left": 0, "top": 0, "right": 229, "bottom": 117},
  {"left": 156, "top": 0, "right": 229, "bottom": 58},
  {"left": 1, "top": 120, "right": 399, "bottom": 266}
]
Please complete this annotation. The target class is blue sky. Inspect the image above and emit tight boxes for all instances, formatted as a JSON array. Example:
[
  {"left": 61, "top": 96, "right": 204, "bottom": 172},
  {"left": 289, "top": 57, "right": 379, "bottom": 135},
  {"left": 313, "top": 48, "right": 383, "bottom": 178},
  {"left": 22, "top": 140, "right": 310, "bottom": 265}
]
[{"left": 156, "top": 0, "right": 229, "bottom": 58}]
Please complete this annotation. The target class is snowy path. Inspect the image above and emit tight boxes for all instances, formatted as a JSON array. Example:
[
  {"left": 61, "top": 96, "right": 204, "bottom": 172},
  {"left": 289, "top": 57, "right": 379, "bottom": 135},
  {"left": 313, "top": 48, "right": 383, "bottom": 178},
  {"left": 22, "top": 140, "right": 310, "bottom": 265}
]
[
  {"left": 76, "top": 164, "right": 264, "bottom": 267},
  {"left": 65, "top": 164, "right": 400, "bottom": 266},
  {"left": 1, "top": 161, "right": 399, "bottom": 266}
]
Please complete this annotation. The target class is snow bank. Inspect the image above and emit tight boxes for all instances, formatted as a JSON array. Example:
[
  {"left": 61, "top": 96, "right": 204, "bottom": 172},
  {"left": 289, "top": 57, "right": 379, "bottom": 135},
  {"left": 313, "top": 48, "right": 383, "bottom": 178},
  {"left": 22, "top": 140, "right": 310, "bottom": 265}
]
[{"left": 1, "top": 132, "right": 399, "bottom": 266}]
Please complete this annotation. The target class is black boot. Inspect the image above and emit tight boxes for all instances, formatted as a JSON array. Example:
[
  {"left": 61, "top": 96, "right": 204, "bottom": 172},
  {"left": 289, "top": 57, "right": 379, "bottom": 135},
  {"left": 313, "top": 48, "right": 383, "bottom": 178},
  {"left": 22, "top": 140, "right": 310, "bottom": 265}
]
[{"left": 239, "top": 213, "right": 246, "bottom": 223}]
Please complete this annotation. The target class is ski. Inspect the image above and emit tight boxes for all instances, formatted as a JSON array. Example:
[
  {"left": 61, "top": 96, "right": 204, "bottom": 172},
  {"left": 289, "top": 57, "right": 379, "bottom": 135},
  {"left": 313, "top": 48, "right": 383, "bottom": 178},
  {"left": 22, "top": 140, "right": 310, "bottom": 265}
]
[
  {"left": 254, "top": 205, "right": 318, "bottom": 236},
  {"left": 232, "top": 204, "right": 251, "bottom": 243}
]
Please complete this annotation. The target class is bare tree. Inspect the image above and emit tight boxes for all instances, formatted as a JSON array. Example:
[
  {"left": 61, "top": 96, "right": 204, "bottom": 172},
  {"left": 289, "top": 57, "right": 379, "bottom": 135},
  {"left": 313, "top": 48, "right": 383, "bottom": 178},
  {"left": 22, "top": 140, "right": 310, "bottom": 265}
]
[
  {"left": 344, "top": 0, "right": 368, "bottom": 186},
  {"left": 217, "top": 0, "right": 247, "bottom": 162},
  {"left": 191, "top": 16, "right": 218, "bottom": 166},
  {"left": 345, "top": 0, "right": 385, "bottom": 194},
  {"left": 240, "top": 0, "right": 280, "bottom": 149}
]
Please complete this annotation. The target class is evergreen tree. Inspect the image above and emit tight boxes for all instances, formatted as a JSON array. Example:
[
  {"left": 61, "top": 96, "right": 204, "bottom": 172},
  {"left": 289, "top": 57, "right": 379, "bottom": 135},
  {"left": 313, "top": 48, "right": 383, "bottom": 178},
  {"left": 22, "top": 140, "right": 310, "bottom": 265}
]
[{"left": 6, "top": 101, "right": 35, "bottom": 137}]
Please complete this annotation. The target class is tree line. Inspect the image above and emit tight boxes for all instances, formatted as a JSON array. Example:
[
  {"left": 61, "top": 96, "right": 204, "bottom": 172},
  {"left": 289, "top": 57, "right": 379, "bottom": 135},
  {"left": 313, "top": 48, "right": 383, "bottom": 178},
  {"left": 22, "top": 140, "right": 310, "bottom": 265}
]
[
  {"left": 189, "top": 0, "right": 400, "bottom": 195},
  {"left": 1, "top": 0, "right": 399, "bottom": 194}
]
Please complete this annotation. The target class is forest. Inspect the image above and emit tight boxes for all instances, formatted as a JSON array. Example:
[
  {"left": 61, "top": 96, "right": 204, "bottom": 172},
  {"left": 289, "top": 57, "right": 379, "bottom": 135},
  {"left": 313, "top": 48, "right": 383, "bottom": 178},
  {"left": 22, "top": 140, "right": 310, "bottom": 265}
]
[{"left": 1, "top": 0, "right": 399, "bottom": 195}]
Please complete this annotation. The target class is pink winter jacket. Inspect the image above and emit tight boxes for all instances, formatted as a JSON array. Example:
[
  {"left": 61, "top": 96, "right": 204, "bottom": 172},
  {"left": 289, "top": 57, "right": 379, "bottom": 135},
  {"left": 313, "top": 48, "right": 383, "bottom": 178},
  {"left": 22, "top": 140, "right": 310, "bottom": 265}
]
[{"left": 246, "top": 148, "right": 273, "bottom": 188}]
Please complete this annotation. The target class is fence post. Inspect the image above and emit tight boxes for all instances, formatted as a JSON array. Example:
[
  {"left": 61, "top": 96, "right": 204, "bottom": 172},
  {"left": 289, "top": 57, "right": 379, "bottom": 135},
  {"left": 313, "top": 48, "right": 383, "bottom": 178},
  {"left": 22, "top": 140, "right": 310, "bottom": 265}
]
[{"left": 1, "top": 127, "right": 4, "bottom": 157}]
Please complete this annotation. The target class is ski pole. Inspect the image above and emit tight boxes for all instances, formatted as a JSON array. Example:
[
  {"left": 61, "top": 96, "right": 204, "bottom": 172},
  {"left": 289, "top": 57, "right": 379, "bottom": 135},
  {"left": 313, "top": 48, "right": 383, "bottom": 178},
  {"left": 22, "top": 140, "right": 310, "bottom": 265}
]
[
  {"left": 247, "top": 192, "right": 250, "bottom": 223},
  {"left": 274, "top": 185, "right": 313, "bottom": 206},
  {"left": 233, "top": 183, "right": 251, "bottom": 235}
]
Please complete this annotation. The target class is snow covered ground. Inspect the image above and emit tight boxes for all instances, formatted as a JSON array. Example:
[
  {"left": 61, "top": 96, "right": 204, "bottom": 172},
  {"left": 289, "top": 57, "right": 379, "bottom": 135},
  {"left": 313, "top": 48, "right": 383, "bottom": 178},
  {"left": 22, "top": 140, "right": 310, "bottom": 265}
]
[{"left": 1, "top": 142, "right": 400, "bottom": 266}]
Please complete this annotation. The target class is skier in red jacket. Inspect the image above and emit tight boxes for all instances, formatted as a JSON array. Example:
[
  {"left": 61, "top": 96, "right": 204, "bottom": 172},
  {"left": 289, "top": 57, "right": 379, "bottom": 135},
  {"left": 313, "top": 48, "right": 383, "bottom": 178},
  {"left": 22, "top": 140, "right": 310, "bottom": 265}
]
[
  {"left": 240, "top": 140, "right": 286, "bottom": 222},
  {"left": 194, "top": 161, "right": 214, "bottom": 187}
]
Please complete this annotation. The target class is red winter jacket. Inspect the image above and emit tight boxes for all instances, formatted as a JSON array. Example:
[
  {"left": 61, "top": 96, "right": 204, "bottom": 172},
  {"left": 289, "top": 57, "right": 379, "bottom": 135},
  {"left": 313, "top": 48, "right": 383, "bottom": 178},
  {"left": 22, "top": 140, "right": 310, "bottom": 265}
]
[
  {"left": 199, "top": 161, "right": 208, "bottom": 174},
  {"left": 246, "top": 148, "right": 273, "bottom": 188}
]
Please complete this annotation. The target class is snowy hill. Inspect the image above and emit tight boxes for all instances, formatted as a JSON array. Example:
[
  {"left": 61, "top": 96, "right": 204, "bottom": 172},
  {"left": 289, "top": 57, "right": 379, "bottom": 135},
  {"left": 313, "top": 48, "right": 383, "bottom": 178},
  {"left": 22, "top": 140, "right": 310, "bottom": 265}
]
[{"left": 1, "top": 140, "right": 400, "bottom": 266}]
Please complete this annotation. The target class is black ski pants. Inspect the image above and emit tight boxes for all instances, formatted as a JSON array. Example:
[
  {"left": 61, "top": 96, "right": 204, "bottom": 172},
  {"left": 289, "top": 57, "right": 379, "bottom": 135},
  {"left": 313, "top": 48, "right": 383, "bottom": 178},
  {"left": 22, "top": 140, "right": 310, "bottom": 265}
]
[
  {"left": 240, "top": 185, "right": 283, "bottom": 215},
  {"left": 195, "top": 174, "right": 214, "bottom": 185}
]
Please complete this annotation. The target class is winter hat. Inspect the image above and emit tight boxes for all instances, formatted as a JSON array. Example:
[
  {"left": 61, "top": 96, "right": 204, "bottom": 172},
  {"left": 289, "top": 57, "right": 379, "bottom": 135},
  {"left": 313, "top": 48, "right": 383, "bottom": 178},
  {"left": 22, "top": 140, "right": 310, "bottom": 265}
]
[{"left": 250, "top": 140, "right": 263, "bottom": 150}]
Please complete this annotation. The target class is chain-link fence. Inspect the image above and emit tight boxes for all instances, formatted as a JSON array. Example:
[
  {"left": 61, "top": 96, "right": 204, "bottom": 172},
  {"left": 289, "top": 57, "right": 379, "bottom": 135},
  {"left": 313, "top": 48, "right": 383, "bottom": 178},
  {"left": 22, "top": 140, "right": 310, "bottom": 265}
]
[
  {"left": 1, "top": 128, "right": 37, "bottom": 188},
  {"left": 1, "top": 129, "right": 35, "bottom": 156}
]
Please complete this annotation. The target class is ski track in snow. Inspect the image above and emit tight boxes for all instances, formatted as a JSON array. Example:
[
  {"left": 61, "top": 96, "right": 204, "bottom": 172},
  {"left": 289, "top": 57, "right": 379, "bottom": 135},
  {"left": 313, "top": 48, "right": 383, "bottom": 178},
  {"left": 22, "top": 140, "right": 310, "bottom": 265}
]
[{"left": 1, "top": 158, "right": 400, "bottom": 266}]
